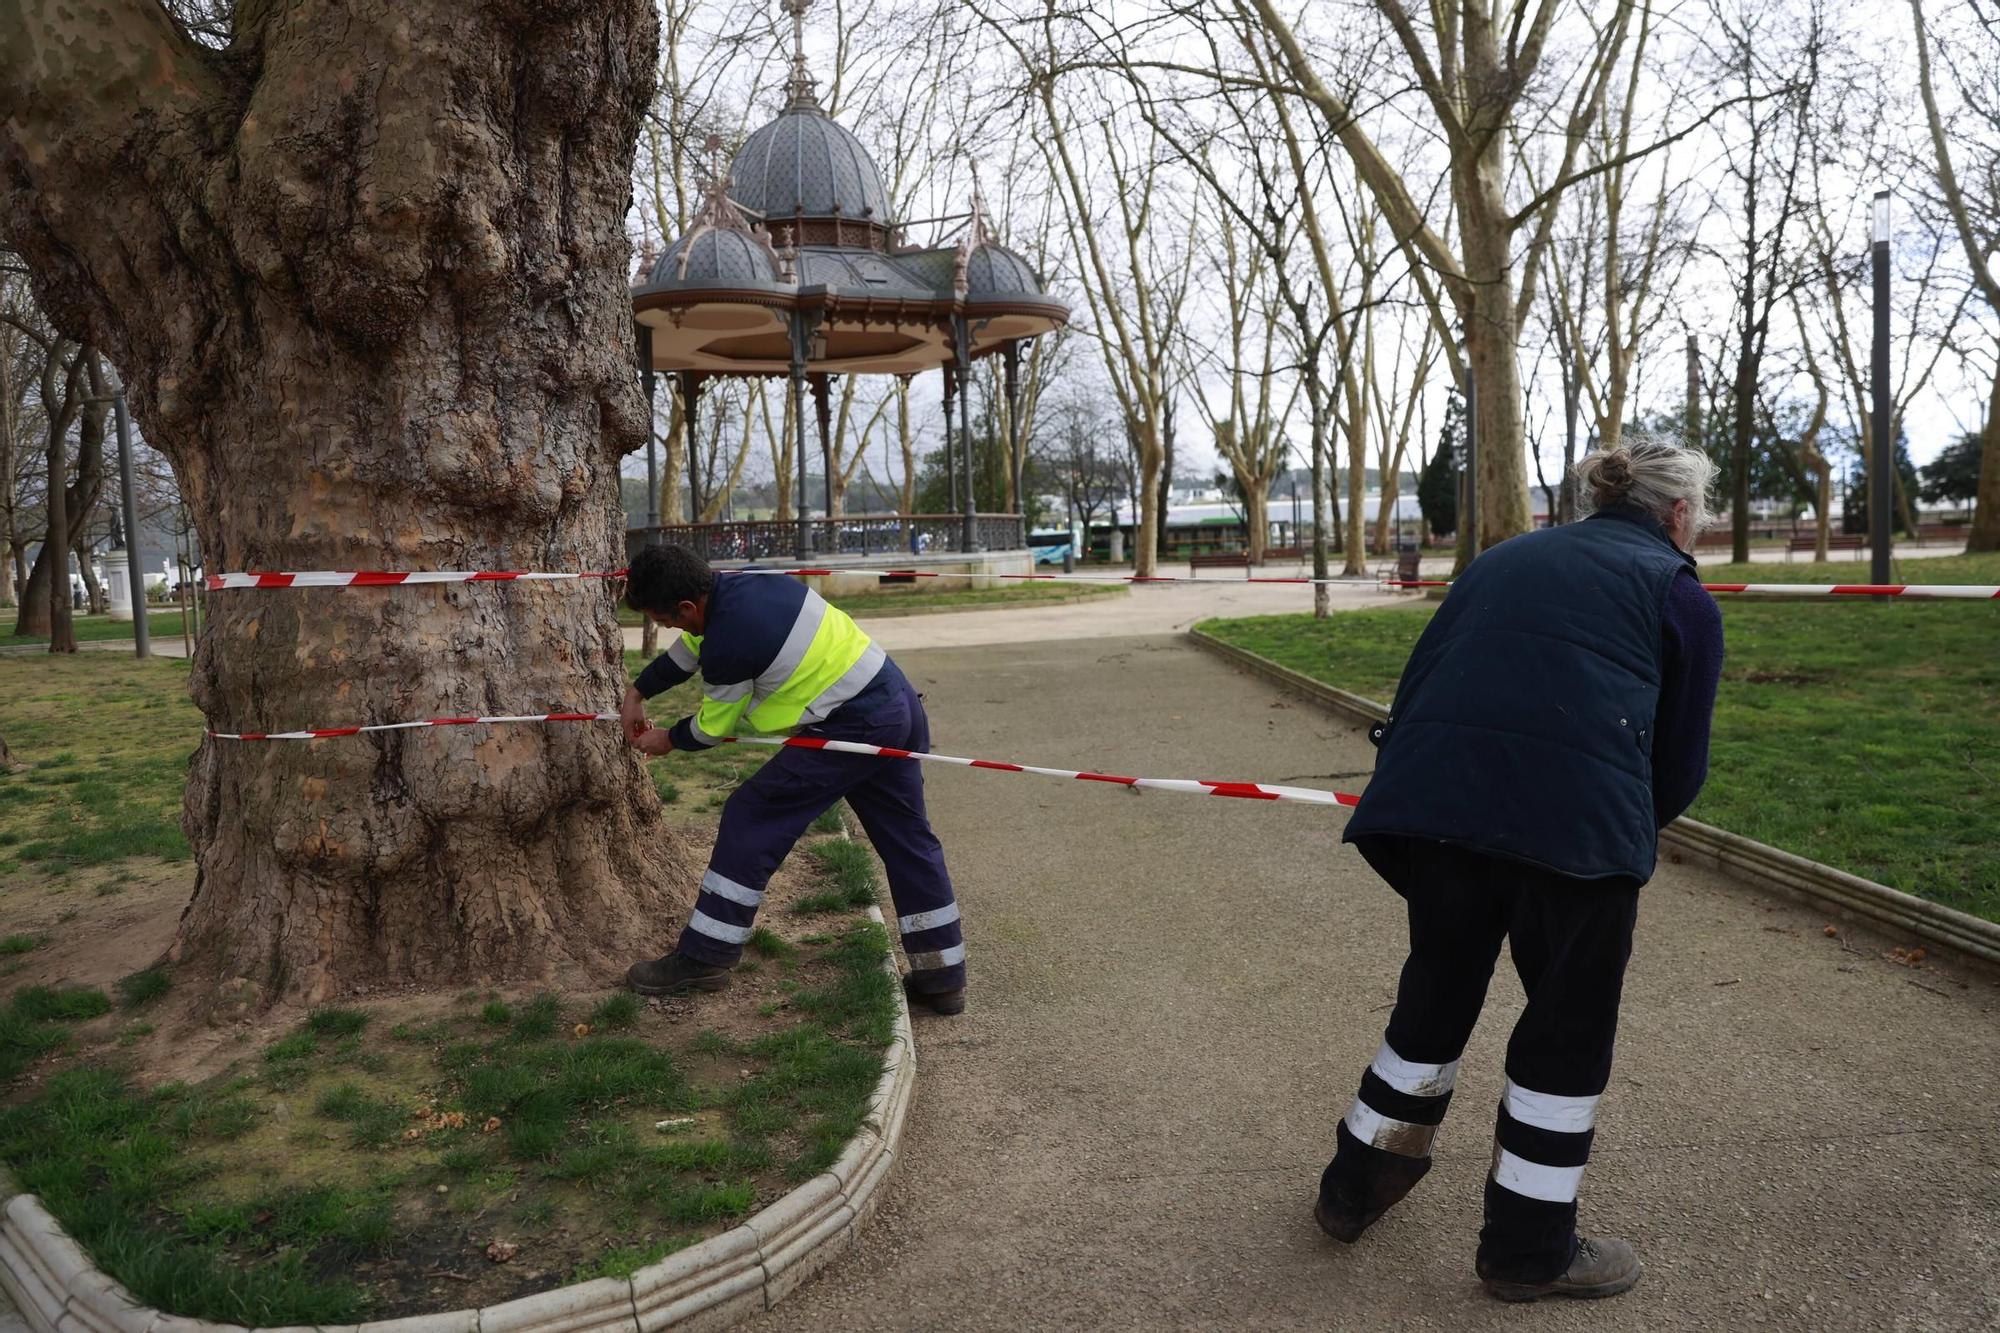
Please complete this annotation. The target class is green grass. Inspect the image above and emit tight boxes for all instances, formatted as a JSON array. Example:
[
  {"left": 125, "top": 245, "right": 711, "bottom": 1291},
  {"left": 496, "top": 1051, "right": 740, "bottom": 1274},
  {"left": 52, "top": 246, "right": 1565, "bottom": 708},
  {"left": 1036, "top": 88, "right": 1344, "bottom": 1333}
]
[
  {"left": 116, "top": 967, "right": 172, "bottom": 1009},
  {"left": 793, "top": 840, "right": 879, "bottom": 914},
  {"left": 0, "top": 984, "right": 113, "bottom": 1081},
  {"left": 305, "top": 1008, "right": 369, "bottom": 1038},
  {"left": 14, "top": 985, "right": 113, "bottom": 1022},
  {"left": 747, "top": 927, "right": 797, "bottom": 962},
  {"left": 0, "top": 609, "right": 190, "bottom": 648},
  {"left": 0, "top": 656, "right": 195, "bottom": 869},
  {"left": 727, "top": 919, "right": 896, "bottom": 1177},
  {"left": 0, "top": 934, "right": 39, "bottom": 955},
  {"left": 1200, "top": 563, "right": 2000, "bottom": 921},
  {"left": 313, "top": 1082, "right": 407, "bottom": 1147},
  {"left": 588, "top": 992, "right": 641, "bottom": 1031},
  {"left": 0, "top": 1067, "right": 367, "bottom": 1326}
]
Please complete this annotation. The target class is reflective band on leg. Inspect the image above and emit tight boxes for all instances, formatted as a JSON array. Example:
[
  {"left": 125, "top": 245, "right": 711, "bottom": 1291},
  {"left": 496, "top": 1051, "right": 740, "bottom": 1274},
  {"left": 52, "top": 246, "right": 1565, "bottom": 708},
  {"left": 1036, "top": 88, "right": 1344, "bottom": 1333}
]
[
  {"left": 898, "top": 902, "right": 960, "bottom": 934},
  {"left": 1370, "top": 1041, "right": 1461, "bottom": 1098},
  {"left": 700, "top": 870, "right": 764, "bottom": 909},
  {"left": 687, "top": 910, "right": 753, "bottom": 945},
  {"left": 1344, "top": 1100, "right": 1439, "bottom": 1158},
  {"left": 1491, "top": 1147, "right": 1586, "bottom": 1203},
  {"left": 906, "top": 943, "right": 967, "bottom": 970},
  {"left": 1503, "top": 1081, "right": 1601, "bottom": 1134}
]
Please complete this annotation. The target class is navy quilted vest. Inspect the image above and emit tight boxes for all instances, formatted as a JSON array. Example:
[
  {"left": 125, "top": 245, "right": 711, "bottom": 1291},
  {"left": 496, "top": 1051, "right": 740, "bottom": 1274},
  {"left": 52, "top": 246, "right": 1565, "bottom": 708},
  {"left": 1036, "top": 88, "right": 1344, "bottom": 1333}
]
[{"left": 1342, "top": 509, "right": 1694, "bottom": 882}]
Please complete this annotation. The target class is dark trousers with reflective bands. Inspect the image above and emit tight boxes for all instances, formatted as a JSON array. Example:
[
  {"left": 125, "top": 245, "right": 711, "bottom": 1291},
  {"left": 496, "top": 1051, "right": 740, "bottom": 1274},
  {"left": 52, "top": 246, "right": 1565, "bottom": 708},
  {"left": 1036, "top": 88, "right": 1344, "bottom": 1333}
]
[
  {"left": 674, "top": 670, "right": 965, "bottom": 994},
  {"left": 1323, "top": 838, "right": 1640, "bottom": 1283}
]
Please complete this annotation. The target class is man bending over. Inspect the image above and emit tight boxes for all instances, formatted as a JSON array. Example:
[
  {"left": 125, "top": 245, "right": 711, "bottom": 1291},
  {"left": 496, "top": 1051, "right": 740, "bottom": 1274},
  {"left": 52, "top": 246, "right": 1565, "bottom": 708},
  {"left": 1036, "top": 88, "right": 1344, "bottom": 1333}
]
[{"left": 620, "top": 545, "right": 966, "bottom": 1015}]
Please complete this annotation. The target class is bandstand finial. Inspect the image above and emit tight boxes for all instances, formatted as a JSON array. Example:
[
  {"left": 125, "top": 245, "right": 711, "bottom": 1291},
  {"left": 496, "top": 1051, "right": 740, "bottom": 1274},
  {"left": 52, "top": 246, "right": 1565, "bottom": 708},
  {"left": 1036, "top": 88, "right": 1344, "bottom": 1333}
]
[{"left": 780, "top": 0, "right": 820, "bottom": 110}]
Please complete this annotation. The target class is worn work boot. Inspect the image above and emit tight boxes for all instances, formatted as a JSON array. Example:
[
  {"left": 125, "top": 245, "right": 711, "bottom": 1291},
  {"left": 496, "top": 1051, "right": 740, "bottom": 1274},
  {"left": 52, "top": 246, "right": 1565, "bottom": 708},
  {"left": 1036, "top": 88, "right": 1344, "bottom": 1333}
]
[
  {"left": 1480, "top": 1236, "right": 1642, "bottom": 1303},
  {"left": 625, "top": 952, "right": 731, "bottom": 997},
  {"left": 1312, "top": 1187, "right": 1381, "bottom": 1245},
  {"left": 1313, "top": 1153, "right": 1431, "bottom": 1244},
  {"left": 902, "top": 969, "right": 965, "bottom": 1016}
]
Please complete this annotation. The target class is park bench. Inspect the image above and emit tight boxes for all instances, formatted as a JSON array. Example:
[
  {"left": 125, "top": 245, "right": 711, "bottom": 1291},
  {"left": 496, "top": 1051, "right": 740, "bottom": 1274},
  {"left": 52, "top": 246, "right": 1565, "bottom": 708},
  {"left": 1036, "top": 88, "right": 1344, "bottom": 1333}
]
[
  {"left": 1263, "top": 545, "right": 1303, "bottom": 562},
  {"left": 1916, "top": 523, "right": 1965, "bottom": 543},
  {"left": 1188, "top": 551, "right": 1253, "bottom": 577},
  {"left": 1785, "top": 533, "right": 1865, "bottom": 559}
]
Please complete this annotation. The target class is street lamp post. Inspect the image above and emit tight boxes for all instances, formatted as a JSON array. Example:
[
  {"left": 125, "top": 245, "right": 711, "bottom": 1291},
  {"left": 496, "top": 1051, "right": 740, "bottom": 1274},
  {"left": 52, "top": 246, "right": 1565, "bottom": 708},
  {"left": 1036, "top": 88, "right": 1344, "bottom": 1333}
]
[
  {"left": 638, "top": 325, "right": 658, "bottom": 533},
  {"left": 1869, "top": 190, "right": 1893, "bottom": 587},
  {"left": 110, "top": 383, "right": 150, "bottom": 658}
]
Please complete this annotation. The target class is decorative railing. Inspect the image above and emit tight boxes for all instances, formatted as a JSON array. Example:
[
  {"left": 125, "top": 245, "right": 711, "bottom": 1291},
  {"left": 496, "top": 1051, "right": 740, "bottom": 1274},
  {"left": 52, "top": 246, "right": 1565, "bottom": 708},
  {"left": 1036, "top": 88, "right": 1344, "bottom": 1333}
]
[{"left": 628, "top": 514, "right": 1026, "bottom": 563}]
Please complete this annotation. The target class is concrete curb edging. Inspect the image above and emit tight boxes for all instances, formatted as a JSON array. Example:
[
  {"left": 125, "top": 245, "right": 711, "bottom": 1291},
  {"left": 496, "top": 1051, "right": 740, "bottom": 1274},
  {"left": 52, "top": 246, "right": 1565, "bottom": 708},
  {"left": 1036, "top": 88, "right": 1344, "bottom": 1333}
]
[
  {"left": 0, "top": 905, "right": 916, "bottom": 1333},
  {"left": 1186, "top": 626, "right": 2000, "bottom": 972}
]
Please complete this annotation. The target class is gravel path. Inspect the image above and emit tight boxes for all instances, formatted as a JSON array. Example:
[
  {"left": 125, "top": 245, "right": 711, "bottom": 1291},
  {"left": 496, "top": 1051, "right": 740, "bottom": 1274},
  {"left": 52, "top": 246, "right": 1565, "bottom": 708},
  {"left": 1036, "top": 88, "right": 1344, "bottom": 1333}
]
[{"left": 749, "top": 633, "right": 2000, "bottom": 1331}]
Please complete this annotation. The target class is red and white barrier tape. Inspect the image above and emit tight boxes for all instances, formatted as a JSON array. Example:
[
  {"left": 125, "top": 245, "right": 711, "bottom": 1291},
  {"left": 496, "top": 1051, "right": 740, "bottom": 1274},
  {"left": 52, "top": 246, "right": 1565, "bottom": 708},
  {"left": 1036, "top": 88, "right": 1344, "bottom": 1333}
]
[
  {"left": 206, "top": 570, "right": 625, "bottom": 589},
  {"left": 203, "top": 567, "right": 2000, "bottom": 598},
  {"left": 1388, "top": 579, "right": 2000, "bottom": 599},
  {"left": 205, "top": 565, "right": 1379, "bottom": 589},
  {"left": 731, "top": 567, "right": 1376, "bottom": 587},
  {"left": 201, "top": 715, "right": 1358, "bottom": 808},
  {"left": 205, "top": 712, "right": 622, "bottom": 740},
  {"left": 729, "top": 736, "right": 1357, "bottom": 806}
]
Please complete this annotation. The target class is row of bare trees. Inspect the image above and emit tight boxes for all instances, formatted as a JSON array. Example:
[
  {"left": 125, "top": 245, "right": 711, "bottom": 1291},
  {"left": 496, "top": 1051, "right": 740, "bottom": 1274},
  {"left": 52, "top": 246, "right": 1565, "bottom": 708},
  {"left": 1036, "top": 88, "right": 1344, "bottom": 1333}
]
[{"left": 923, "top": 0, "right": 1999, "bottom": 578}]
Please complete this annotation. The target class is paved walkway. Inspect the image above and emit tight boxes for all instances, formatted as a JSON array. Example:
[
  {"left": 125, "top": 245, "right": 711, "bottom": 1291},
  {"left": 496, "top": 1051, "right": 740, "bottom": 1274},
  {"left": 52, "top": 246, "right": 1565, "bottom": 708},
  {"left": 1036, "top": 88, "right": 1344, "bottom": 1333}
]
[{"left": 749, "top": 631, "right": 2000, "bottom": 1331}]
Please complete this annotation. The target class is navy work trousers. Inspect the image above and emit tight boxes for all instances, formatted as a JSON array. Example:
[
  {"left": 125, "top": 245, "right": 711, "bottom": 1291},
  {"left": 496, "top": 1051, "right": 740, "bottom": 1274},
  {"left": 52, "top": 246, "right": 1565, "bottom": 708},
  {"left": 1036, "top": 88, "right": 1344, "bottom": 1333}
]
[
  {"left": 674, "top": 670, "right": 965, "bottom": 993},
  {"left": 1323, "top": 837, "right": 1640, "bottom": 1283}
]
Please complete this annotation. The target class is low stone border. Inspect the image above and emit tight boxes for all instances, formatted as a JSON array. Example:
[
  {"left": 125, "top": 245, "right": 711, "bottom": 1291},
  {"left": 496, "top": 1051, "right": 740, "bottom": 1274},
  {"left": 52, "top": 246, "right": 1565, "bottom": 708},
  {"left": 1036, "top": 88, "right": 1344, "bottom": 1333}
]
[
  {"left": 0, "top": 903, "right": 916, "bottom": 1333},
  {"left": 1186, "top": 626, "right": 2000, "bottom": 972}
]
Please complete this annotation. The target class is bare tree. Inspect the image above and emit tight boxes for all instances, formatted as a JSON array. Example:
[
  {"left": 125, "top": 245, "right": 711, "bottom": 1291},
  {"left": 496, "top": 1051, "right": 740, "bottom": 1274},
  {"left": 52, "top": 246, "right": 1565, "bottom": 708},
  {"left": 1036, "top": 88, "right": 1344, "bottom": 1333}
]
[
  {"left": 1788, "top": 291, "right": 1837, "bottom": 558},
  {"left": 1186, "top": 212, "right": 1299, "bottom": 565},
  {"left": 994, "top": 4, "right": 1194, "bottom": 578},
  {"left": 1699, "top": 0, "right": 1824, "bottom": 561},
  {"left": 1910, "top": 0, "right": 2000, "bottom": 549},
  {"left": 0, "top": 0, "right": 691, "bottom": 1003},
  {"left": 1534, "top": 0, "right": 1692, "bottom": 489},
  {"left": 1244, "top": 0, "right": 1655, "bottom": 553}
]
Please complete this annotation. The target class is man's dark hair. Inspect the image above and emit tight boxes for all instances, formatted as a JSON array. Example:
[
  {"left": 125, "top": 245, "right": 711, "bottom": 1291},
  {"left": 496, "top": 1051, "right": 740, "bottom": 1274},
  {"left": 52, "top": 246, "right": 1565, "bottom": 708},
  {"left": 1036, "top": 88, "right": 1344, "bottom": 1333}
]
[{"left": 625, "top": 544, "right": 715, "bottom": 614}]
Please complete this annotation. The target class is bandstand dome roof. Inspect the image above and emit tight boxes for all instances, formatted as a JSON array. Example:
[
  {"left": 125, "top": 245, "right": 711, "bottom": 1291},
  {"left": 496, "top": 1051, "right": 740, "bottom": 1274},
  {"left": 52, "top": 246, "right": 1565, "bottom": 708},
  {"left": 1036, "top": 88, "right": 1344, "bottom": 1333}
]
[
  {"left": 963, "top": 243, "right": 1044, "bottom": 297},
  {"left": 729, "top": 107, "right": 892, "bottom": 224},
  {"left": 630, "top": 0, "right": 1065, "bottom": 379},
  {"left": 652, "top": 226, "right": 788, "bottom": 289}
]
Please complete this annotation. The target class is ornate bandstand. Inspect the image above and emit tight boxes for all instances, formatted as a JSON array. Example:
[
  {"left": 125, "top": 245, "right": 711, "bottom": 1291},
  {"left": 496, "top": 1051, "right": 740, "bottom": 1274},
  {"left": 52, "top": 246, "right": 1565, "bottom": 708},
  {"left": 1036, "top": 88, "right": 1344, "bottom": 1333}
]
[{"left": 629, "top": 0, "right": 1067, "bottom": 565}]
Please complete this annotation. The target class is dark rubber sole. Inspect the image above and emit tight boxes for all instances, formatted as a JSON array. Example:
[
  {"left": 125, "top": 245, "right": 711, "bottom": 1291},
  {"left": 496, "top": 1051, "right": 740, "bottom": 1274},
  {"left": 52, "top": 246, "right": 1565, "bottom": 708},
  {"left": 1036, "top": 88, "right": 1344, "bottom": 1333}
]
[
  {"left": 626, "top": 970, "right": 731, "bottom": 997},
  {"left": 1312, "top": 1196, "right": 1380, "bottom": 1245},
  {"left": 904, "top": 984, "right": 965, "bottom": 1016},
  {"left": 1481, "top": 1268, "right": 1642, "bottom": 1303}
]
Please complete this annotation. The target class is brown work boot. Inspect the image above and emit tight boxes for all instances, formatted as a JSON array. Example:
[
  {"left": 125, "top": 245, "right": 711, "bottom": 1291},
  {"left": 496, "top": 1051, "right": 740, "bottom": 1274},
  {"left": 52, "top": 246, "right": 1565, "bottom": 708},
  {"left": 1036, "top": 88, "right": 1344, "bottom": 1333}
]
[
  {"left": 625, "top": 952, "right": 731, "bottom": 997},
  {"left": 1481, "top": 1235, "right": 1642, "bottom": 1303},
  {"left": 902, "top": 971, "right": 965, "bottom": 1016}
]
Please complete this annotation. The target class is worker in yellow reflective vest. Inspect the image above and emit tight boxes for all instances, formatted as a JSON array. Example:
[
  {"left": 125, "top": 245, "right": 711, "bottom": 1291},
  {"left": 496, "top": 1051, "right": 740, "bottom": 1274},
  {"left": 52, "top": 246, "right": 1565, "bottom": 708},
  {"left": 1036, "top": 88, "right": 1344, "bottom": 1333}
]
[{"left": 619, "top": 544, "right": 966, "bottom": 1014}]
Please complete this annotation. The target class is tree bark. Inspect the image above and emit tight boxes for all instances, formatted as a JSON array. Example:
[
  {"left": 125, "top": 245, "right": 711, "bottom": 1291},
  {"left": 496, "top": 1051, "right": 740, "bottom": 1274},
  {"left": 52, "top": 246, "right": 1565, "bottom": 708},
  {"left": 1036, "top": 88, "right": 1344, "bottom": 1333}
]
[
  {"left": 1970, "top": 363, "right": 2000, "bottom": 552},
  {"left": 0, "top": 0, "right": 693, "bottom": 1004}
]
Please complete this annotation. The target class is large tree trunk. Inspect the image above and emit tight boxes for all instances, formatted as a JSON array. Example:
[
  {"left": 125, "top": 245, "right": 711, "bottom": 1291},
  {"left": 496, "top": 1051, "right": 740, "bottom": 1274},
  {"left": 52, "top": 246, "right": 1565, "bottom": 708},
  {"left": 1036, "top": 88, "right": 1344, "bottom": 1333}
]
[
  {"left": 1, "top": 0, "right": 693, "bottom": 1004},
  {"left": 1244, "top": 487, "right": 1269, "bottom": 565},
  {"left": 1969, "top": 363, "right": 2000, "bottom": 552},
  {"left": 1732, "top": 339, "right": 1755, "bottom": 563},
  {"left": 1456, "top": 127, "right": 1533, "bottom": 557},
  {"left": 75, "top": 539, "right": 103, "bottom": 615},
  {"left": 1308, "top": 379, "right": 1331, "bottom": 618}
]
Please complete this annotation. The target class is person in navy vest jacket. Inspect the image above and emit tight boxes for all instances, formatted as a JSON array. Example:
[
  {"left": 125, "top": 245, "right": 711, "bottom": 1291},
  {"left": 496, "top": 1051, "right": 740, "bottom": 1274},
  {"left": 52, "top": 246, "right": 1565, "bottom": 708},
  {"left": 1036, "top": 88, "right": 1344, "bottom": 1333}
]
[{"left": 1316, "top": 437, "right": 1725, "bottom": 1303}]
